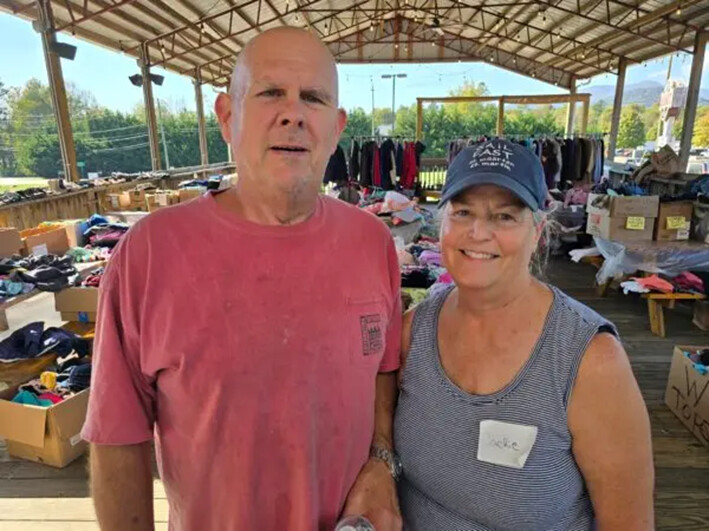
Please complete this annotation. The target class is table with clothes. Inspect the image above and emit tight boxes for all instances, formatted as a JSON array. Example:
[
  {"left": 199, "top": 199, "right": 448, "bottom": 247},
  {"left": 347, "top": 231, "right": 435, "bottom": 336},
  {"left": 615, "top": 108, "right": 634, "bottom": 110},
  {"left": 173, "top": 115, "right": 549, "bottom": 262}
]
[{"left": 591, "top": 238, "right": 709, "bottom": 286}]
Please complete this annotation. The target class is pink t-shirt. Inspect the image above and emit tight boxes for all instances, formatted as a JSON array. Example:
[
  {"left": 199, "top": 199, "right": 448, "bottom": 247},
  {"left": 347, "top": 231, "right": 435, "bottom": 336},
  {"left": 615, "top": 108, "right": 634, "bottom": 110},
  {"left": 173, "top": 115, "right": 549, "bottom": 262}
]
[{"left": 82, "top": 192, "right": 402, "bottom": 530}]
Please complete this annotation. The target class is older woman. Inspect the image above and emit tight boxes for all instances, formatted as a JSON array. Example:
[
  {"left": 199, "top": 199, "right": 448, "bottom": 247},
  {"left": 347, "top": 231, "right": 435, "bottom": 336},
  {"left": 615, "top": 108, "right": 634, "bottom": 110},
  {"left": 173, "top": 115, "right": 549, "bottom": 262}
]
[{"left": 394, "top": 139, "right": 653, "bottom": 530}]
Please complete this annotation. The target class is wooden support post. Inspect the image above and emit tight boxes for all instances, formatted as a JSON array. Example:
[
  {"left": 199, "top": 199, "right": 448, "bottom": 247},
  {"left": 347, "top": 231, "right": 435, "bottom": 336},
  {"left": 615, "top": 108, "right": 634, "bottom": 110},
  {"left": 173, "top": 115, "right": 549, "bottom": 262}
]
[
  {"left": 416, "top": 98, "right": 423, "bottom": 141},
  {"left": 139, "top": 44, "right": 162, "bottom": 171},
  {"left": 565, "top": 77, "right": 576, "bottom": 136},
  {"left": 36, "top": 0, "right": 79, "bottom": 182},
  {"left": 194, "top": 70, "right": 209, "bottom": 167},
  {"left": 679, "top": 31, "right": 707, "bottom": 169},
  {"left": 581, "top": 95, "right": 590, "bottom": 136},
  {"left": 496, "top": 97, "right": 505, "bottom": 137},
  {"left": 607, "top": 57, "right": 627, "bottom": 163}
]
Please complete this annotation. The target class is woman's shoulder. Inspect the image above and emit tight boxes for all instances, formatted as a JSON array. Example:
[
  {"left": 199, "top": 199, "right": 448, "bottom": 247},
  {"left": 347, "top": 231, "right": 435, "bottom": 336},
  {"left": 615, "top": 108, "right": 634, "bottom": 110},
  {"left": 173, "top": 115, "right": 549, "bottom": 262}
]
[{"left": 548, "top": 284, "right": 617, "bottom": 334}]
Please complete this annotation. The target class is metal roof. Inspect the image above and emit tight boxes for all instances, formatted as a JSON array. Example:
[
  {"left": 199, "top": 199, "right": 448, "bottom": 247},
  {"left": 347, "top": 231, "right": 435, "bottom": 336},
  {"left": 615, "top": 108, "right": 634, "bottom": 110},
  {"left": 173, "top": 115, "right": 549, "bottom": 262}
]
[{"left": 2, "top": 0, "right": 708, "bottom": 89}]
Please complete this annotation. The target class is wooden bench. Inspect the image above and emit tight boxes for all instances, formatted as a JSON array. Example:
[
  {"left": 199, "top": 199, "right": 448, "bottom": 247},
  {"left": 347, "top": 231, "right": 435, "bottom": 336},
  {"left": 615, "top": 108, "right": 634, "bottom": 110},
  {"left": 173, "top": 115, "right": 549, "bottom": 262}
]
[{"left": 642, "top": 292, "right": 707, "bottom": 338}]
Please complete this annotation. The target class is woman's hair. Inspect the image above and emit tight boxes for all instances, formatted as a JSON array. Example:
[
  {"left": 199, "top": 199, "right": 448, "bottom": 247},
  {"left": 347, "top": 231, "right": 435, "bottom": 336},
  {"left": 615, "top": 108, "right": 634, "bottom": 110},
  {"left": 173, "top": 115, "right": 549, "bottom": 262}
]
[{"left": 530, "top": 205, "right": 560, "bottom": 280}]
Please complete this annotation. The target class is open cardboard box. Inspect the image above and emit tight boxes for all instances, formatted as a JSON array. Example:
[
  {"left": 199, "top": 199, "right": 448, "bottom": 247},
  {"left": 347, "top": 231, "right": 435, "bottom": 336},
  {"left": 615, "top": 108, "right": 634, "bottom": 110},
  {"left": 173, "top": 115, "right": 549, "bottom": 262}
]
[
  {"left": 55, "top": 287, "right": 99, "bottom": 323},
  {"left": 665, "top": 346, "right": 709, "bottom": 448},
  {"left": 20, "top": 226, "right": 70, "bottom": 257},
  {"left": 0, "top": 228, "right": 23, "bottom": 257},
  {"left": 0, "top": 385, "right": 89, "bottom": 467}
]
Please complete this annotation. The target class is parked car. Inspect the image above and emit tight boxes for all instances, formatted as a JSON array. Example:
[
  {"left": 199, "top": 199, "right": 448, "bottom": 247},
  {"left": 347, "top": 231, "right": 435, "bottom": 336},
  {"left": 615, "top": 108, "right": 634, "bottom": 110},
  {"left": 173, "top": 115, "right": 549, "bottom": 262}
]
[{"left": 687, "top": 160, "right": 709, "bottom": 174}]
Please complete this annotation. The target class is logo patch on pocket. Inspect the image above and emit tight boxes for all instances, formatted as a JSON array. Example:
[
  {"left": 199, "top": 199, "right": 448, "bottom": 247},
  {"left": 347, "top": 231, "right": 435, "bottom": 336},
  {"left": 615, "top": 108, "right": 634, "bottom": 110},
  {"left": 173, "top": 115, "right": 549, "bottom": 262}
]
[{"left": 360, "top": 314, "right": 383, "bottom": 356}]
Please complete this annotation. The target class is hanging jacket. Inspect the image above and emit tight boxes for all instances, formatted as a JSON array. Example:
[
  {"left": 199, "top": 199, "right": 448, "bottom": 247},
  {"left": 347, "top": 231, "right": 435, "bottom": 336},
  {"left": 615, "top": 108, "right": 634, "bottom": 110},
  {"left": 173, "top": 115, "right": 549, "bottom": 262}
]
[{"left": 349, "top": 140, "right": 360, "bottom": 181}]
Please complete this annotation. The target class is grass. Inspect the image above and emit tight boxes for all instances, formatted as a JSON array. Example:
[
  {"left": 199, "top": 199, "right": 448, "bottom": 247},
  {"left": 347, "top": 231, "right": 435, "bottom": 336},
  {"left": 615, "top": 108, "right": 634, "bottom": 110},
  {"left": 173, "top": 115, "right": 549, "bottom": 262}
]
[{"left": 0, "top": 177, "right": 49, "bottom": 193}]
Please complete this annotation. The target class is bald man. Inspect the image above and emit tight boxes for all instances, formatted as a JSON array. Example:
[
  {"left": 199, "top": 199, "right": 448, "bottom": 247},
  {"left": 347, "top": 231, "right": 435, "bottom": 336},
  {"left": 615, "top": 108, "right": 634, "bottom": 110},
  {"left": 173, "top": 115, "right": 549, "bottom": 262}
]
[{"left": 82, "top": 27, "right": 402, "bottom": 531}]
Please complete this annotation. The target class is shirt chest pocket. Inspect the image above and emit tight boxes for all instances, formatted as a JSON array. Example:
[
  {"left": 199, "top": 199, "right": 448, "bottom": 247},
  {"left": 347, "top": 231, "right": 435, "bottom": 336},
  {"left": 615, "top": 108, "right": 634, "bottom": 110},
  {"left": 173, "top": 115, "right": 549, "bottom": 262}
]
[{"left": 346, "top": 296, "right": 389, "bottom": 367}]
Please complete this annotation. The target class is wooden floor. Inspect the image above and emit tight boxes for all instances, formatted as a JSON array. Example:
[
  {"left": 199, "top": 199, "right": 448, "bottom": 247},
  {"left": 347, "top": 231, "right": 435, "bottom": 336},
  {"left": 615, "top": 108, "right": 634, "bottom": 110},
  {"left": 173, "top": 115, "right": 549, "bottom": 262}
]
[{"left": 1, "top": 258, "right": 708, "bottom": 530}]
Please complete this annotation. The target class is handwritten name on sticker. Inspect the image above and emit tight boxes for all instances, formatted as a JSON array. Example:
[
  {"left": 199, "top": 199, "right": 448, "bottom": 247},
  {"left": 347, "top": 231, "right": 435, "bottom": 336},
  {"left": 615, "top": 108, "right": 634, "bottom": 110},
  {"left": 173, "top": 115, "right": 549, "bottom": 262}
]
[{"left": 477, "top": 419, "right": 538, "bottom": 469}]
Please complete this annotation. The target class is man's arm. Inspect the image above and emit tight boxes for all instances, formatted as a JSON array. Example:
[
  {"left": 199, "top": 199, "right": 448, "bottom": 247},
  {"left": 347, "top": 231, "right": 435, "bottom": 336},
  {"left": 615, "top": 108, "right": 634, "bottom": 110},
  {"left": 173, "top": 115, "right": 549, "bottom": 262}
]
[
  {"left": 342, "top": 372, "right": 401, "bottom": 530},
  {"left": 90, "top": 443, "right": 154, "bottom": 531}
]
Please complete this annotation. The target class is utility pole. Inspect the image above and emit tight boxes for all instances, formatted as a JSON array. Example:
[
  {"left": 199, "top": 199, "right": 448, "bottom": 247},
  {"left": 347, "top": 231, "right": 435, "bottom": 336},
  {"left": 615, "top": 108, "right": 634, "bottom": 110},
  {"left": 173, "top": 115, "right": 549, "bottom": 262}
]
[
  {"left": 371, "top": 80, "right": 375, "bottom": 136},
  {"left": 156, "top": 99, "right": 170, "bottom": 169},
  {"left": 381, "top": 73, "right": 407, "bottom": 130}
]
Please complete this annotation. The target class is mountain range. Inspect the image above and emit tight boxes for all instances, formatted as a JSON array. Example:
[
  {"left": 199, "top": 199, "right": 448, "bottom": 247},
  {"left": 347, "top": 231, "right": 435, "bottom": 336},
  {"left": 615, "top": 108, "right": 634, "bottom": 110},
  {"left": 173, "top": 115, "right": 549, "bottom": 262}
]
[{"left": 585, "top": 80, "right": 709, "bottom": 107}]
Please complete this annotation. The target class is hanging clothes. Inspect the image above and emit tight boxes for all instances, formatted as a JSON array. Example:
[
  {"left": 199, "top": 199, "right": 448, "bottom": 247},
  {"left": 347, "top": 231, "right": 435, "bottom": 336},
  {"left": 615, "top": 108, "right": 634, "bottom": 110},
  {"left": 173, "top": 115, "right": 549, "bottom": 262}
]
[
  {"left": 360, "top": 141, "right": 375, "bottom": 187},
  {"left": 323, "top": 145, "right": 348, "bottom": 183},
  {"left": 349, "top": 140, "right": 360, "bottom": 181},
  {"left": 373, "top": 146, "right": 382, "bottom": 188},
  {"left": 395, "top": 142, "right": 404, "bottom": 178},
  {"left": 379, "top": 139, "right": 396, "bottom": 190}
]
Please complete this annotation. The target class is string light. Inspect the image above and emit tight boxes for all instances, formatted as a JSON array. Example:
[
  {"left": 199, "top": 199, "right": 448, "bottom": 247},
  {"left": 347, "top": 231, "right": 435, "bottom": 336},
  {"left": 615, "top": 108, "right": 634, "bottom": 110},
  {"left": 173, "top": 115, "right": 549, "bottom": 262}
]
[{"left": 431, "top": 41, "right": 435, "bottom": 47}]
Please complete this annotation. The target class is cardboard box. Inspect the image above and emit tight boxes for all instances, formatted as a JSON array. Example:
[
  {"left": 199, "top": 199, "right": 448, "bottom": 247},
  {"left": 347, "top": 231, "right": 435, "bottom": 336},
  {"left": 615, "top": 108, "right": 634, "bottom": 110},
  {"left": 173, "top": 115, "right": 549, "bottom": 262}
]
[
  {"left": 586, "top": 211, "right": 656, "bottom": 242},
  {"left": 655, "top": 201, "right": 694, "bottom": 241},
  {"left": 0, "top": 387, "right": 90, "bottom": 467},
  {"left": 59, "top": 311, "right": 97, "bottom": 323},
  {"left": 0, "top": 228, "right": 23, "bottom": 257},
  {"left": 179, "top": 188, "right": 205, "bottom": 203},
  {"left": 587, "top": 194, "right": 660, "bottom": 218},
  {"left": 693, "top": 301, "right": 709, "bottom": 331},
  {"left": 586, "top": 194, "right": 659, "bottom": 242},
  {"left": 106, "top": 192, "right": 131, "bottom": 211},
  {"left": 20, "top": 226, "right": 70, "bottom": 257},
  {"left": 146, "top": 191, "right": 179, "bottom": 212},
  {"left": 55, "top": 287, "right": 99, "bottom": 315},
  {"left": 664, "top": 346, "right": 709, "bottom": 447}
]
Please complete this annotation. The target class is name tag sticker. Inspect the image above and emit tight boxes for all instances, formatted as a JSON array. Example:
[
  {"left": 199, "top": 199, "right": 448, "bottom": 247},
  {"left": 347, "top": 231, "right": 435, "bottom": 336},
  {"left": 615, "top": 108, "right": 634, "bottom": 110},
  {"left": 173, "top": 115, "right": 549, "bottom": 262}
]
[{"left": 477, "top": 420, "right": 538, "bottom": 469}]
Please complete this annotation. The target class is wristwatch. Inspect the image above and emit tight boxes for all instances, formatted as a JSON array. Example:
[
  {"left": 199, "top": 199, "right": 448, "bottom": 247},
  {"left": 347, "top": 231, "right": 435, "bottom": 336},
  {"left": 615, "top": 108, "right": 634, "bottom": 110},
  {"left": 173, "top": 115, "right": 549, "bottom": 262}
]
[{"left": 370, "top": 445, "right": 403, "bottom": 481}]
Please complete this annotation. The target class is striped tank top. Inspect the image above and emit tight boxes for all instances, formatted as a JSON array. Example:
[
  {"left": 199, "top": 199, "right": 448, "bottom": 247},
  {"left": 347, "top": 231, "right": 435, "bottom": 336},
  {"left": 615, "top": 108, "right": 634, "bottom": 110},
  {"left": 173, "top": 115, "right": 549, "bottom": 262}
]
[{"left": 393, "top": 284, "right": 617, "bottom": 531}]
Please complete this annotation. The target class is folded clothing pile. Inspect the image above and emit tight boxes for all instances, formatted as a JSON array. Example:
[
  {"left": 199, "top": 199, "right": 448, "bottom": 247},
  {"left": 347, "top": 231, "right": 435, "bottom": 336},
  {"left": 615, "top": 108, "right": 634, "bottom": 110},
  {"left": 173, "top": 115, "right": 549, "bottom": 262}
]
[{"left": 0, "top": 254, "right": 79, "bottom": 294}]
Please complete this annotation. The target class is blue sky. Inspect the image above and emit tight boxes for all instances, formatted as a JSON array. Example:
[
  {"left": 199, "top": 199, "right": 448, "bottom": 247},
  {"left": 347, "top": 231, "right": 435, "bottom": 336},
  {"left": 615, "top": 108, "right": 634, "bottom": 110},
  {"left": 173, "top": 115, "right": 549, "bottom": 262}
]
[{"left": 1, "top": 11, "right": 707, "bottom": 115}]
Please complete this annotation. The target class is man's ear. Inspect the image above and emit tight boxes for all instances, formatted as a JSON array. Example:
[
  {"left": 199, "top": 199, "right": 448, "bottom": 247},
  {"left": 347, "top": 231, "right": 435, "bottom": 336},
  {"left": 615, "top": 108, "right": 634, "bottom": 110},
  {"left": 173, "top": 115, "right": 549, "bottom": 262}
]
[
  {"left": 215, "top": 92, "right": 233, "bottom": 145},
  {"left": 331, "top": 108, "right": 347, "bottom": 154}
]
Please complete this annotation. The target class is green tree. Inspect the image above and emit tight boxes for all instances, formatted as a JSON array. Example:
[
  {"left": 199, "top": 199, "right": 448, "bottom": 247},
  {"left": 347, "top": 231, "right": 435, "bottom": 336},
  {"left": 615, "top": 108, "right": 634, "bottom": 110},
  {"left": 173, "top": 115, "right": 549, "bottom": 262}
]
[
  {"left": 694, "top": 107, "right": 709, "bottom": 147},
  {"left": 342, "top": 107, "right": 372, "bottom": 139},
  {"left": 643, "top": 103, "right": 660, "bottom": 141},
  {"left": 617, "top": 105, "right": 646, "bottom": 149}
]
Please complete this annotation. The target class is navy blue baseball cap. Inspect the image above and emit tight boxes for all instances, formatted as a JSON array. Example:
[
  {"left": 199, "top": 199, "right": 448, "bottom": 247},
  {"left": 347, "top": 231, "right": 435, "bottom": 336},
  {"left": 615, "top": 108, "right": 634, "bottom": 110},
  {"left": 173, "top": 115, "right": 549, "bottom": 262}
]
[{"left": 438, "top": 139, "right": 548, "bottom": 211}]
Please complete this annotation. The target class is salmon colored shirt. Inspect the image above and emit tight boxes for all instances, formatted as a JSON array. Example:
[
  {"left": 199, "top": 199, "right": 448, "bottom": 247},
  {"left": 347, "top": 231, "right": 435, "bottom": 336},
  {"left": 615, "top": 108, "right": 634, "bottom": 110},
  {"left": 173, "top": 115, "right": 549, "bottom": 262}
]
[{"left": 82, "top": 192, "right": 402, "bottom": 530}]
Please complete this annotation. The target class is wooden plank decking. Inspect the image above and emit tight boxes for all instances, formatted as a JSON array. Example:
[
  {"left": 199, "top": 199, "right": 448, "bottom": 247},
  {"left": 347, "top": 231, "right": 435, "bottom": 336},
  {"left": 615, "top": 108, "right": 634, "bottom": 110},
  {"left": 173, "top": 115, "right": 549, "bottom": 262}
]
[{"left": 0, "top": 258, "right": 707, "bottom": 529}]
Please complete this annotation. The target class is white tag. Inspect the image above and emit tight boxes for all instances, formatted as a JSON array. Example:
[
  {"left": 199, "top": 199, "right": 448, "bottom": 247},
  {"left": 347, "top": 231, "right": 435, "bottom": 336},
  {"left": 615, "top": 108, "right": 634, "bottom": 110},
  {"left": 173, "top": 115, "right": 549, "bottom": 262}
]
[
  {"left": 32, "top": 243, "right": 49, "bottom": 257},
  {"left": 158, "top": 194, "right": 168, "bottom": 206},
  {"left": 69, "top": 433, "right": 83, "bottom": 446},
  {"left": 477, "top": 420, "right": 538, "bottom": 469}
]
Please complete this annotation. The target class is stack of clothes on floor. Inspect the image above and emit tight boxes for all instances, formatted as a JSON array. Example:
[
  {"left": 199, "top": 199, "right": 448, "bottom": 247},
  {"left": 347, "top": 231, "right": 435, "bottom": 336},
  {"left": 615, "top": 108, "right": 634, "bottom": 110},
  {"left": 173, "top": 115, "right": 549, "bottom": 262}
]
[
  {"left": 324, "top": 138, "right": 426, "bottom": 191},
  {"left": 0, "top": 322, "right": 92, "bottom": 404},
  {"left": 397, "top": 237, "right": 452, "bottom": 290},
  {"left": 682, "top": 348, "right": 709, "bottom": 376},
  {"left": 620, "top": 271, "right": 706, "bottom": 295},
  {"left": 0, "top": 254, "right": 80, "bottom": 297}
]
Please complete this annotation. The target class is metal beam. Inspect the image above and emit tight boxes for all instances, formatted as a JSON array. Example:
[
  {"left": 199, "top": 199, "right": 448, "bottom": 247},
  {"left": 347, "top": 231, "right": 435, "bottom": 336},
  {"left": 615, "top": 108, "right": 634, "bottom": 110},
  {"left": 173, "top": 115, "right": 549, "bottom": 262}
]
[
  {"left": 139, "top": 44, "right": 162, "bottom": 171},
  {"left": 194, "top": 69, "right": 209, "bottom": 167},
  {"left": 36, "top": 0, "right": 78, "bottom": 182},
  {"left": 565, "top": 76, "right": 576, "bottom": 136},
  {"left": 543, "top": 0, "right": 704, "bottom": 68},
  {"left": 411, "top": 7, "right": 616, "bottom": 74},
  {"left": 680, "top": 31, "right": 708, "bottom": 168},
  {"left": 130, "top": 0, "right": 262, "bottom": 51},
  {"left": 607, "top": 57, "right": 627, "bottom": 162},
  {"left": 148, "top": 0, "right": 325, "bottom": 68},
  {"left": 55, "top": 0, "right": 136, "bottom": 32}
]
